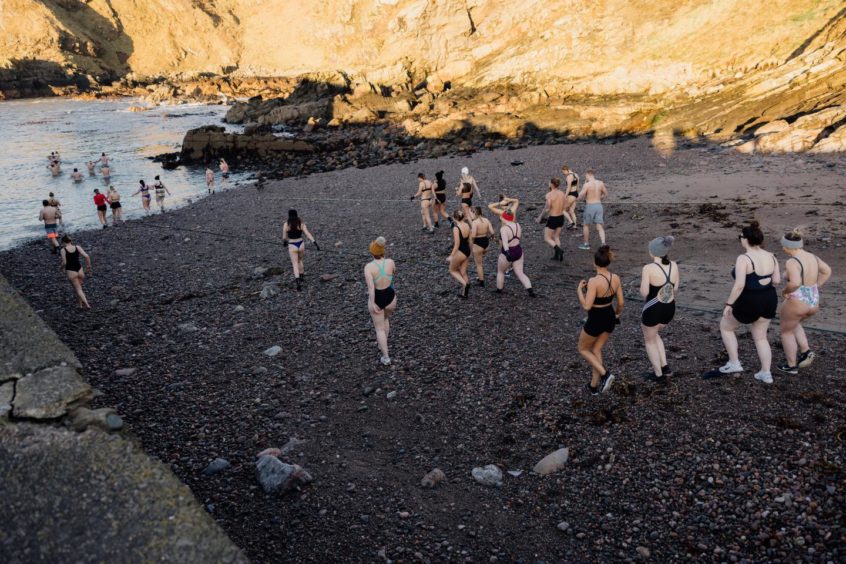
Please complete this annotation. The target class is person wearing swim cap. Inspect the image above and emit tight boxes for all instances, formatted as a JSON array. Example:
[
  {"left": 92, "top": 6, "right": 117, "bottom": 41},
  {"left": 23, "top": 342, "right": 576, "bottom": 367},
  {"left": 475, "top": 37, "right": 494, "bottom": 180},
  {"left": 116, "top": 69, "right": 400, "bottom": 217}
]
[
  {"left": 706, "top": 221, "right": 780, "bottom": 384},
  {"left": 456, "top": 167, "right": 482, "bottom": 216},
  {"left": 536, "top": 178, "right": 567, "bottom": 261},
  {"left": 777, "top": 229, "right": 832, "bottom": 374},
  {"left": 577, "top": 245, "right": 623, "bottom": 395},
  {"left": 282, "top": 209, "right": 319, "bottom": 291},
  {"left": 640, "top": 236, "right": 680, "bottom": 381},
  {"left": 364, "top": 237, "right": 397, "bottom": 366},
  {"left": 489, "top": 196, "right": 535, "bottom": 297},
  {"left": 411, "top": 173, "right": 435, "bottom": 233}
]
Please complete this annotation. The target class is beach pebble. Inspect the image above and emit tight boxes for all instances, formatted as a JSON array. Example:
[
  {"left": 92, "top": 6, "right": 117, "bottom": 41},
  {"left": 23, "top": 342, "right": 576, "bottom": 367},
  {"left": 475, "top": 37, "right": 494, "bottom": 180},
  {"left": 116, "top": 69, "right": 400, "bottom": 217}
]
[
  {"left": 533, "top": 447, "right": 569, "bottom": 476},
  {"left": 264, "top": 345, "right": 282, "bottom": 357},
  {"left": 472, "top": 465, "right": 502, "bottom": 487},
  {"left": 114, "top": 367, "right": 137, "bottom": 377},
  {"left": 421, "top": 468, "right": 446, "bottom": 488},
  {"left": 203, "top": 458, "right": 231, "bottom": 476}
]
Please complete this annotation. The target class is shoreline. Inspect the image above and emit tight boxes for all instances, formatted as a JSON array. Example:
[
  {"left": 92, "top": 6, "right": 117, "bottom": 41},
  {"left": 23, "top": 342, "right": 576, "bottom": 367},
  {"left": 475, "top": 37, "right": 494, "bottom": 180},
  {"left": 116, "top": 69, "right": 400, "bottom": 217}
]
[{"left": 1, "top": 138, "right": 844, "bottom": 561}]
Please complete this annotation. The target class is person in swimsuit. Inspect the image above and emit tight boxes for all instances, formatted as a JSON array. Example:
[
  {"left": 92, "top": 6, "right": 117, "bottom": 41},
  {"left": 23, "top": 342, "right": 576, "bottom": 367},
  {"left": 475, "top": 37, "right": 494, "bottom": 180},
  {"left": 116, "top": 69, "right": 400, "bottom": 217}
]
[
  {"left": 86, "top": 161, "right": 96, "bottom": 175},
  {"left": 47, "top": 192, "right": 61, "bottom": 209},
  {"left": 59, "top": 235, "right": 92, "bottom": 310},
  {"left": 777, "top": 229, "right": 832, "bottom": 374},
  {"left": 133, "top": 180, "right": 152, "bottom": 212},
  {"left": 93, "top": 189, "right": 109, "bottom": 229},
  {"left": 364, "top": 237, "right": 397, "bottom": 366},
  {"left": 577, "top": 245, "right": 624, "bottom": 395},
  {"left": 537, "top": 178, "right": 567, "bottom": 261},
  {"left": 432, "top": 170, "right": 449, "bottom": 227},
  {"left": 100, "top": 164, "right": 110, "bottom": 181},
  {"left": 411, "top": 173, "right": 435, "bottom": 233},
  {"left": 49, "top": 161, "right": 61, "bottom": 177},
  {"left": 99, "top": 153, "right": 109, "bottom": 167},
  {"left": 488, "top": 196, "right": 535, "bottom": 297},
  {"left": 206, "top": 167, "right": 215, "bottom": 193},
  {"left": 71, "top": 168, "right": 83, "bottom": 182},
  {"left": 640, "top": 236, "right": 680, "bottom": 381},
  {"left": 108, "top": 186, "right": 123, "bottom": 225},
  {"left": 470, "top": 206, "right": 495, "bottom": 287},
  {"left": 219, "top": 159, "right": 230, "bottom": 178},
  {"left": 153, "top": 175, "right": 171, "bottom": 212},
  {"left": 709, "top": 221, "right": 781, "bottom": 384},
  {"left": 456, "top": 167, "right": 482, "bottom": 216},
  {"left": 39, "top": 200, "right": 62, "bottom": 253},
  {"left": 282, "top": 209, "right": 319, "bottom": 291},
  {"left": 578, "top": 170, "right": 608, "bottom": 250},
  {"left": 562, "top": 165, "right": 580, "bottom": 229},
  {"left": 448, "top": 210, "right": 473, "bottom": 298}
]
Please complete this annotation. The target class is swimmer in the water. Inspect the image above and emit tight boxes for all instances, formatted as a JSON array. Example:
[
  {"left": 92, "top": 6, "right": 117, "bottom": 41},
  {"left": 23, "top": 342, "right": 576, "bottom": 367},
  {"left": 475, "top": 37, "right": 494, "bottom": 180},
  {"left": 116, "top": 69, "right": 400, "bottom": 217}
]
[
  {"left": 47, "top": 192, "right": 61, "bottom": 209},
  {"left": 219, "top": 158, "right": 230, "bottom": 178},
  {"left": 86, "top": 161, "right": 96, "bottom": 175},
  {"left": 153, "top": 175, "right": 171, "bottom": 212},
  {"left": 537, "top": 177, "right": 567, "bottom": 261},
  {"left": 101, "top": 164, "right": 111, "bottom": 180},
  {"left": 99, "top": 152, "right": 109, "bottom": 167},
  {"left": 132, "top": 179, "right": 152, "bottom": 212},
  {"left": 49, "top": 161, "right": 61, "bottom": 177},
  {"left": 71, "top": 168, "right": 83, "bottom": 182}
]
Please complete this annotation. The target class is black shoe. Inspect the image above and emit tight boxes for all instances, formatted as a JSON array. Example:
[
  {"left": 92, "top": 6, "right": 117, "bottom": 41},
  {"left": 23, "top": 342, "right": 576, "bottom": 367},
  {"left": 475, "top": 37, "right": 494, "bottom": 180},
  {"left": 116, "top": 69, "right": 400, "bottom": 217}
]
[
  {"left": 495, "top": 288, "right": 503, "bottom": 294},
  {"left": 554, "top": 245, "right": 564, "bottom": 261},
  {"left": 476, "top": 280, "right": 485, "bottom": 287},
  {"left": 103, "top": 225, "right": 108, "bottom": 229},
  {"left": 600, "top": 372, "right": 615, "bottom": 393},
  {"left": 587, "top": 384, "right": 599, "bottom": 396},
  {"left": 776, "top": 362, "right": 798, "bottom": 375},
  {"left": 527, "top": 288, "right": 536, "bottom": 298},
  {"left": 434, "top": 221, "right": 439, "bottom": 228},
  {"left": 296, "top": 278, "right": 302, "bottom": 291},
  {"left": 701, "top": 369, "right": 725, "bottom": 380},
  {"left": 642, "top": 371, "right": 666, "bottom": 383},
  {"left": 661, "top": 364, "right": 673, "bottom": 376},
  {"left": 50, "top": 246, "right": 57, "bottom": 254}
]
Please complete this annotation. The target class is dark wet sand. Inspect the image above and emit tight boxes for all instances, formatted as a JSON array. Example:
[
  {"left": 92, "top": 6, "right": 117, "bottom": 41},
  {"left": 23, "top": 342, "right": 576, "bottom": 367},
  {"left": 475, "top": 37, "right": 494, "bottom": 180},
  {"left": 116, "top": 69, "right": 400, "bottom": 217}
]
[{"left": 1, "top": 138, "right": 844, "bottom": 562}]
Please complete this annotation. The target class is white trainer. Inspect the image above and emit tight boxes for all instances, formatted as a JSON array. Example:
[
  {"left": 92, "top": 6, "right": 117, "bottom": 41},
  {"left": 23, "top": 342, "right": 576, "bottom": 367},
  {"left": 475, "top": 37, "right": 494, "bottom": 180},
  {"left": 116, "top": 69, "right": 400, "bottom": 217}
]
[
  {"left": 718, "top": 362, "right": 744, "bottom": 374},
  {"left": 754, "top": 371, "right": 773, "bottom": 384},
  {"left": 380, "top": 356, "right": 392, "bottom": 366}
]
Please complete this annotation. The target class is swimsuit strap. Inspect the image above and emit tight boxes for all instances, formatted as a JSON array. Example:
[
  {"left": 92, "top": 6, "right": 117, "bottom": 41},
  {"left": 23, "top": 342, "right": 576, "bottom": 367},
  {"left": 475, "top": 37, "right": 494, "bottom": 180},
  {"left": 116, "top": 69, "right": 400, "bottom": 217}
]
[
  {"left": 373, "top": 259, "right": 393, "bottom": 283},
  {"left": 507, "top": 223, "right": 520, "bottom": 242},
  {"left": 598, "top": 272, "right": 614, "bottom": 296},
  {"left": 743, "top": 254, "right": 755, "bottom": 272},
  {"left": 789, "top": 256, "right": 805, "bottom": 286}
]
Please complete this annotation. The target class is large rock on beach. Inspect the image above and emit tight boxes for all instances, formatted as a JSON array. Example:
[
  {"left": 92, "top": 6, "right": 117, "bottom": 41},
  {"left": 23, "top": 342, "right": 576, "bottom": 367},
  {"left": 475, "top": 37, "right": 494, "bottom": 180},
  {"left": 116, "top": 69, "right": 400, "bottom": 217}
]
[
  {"left": 12, "top": 366, "right": 91, "bottom": 420},
  {"left": 180, "top": 126, "right": 314, "bottom": 162},
  {"left": 255, "top": 455, "right": 313, "bottom": 494}
]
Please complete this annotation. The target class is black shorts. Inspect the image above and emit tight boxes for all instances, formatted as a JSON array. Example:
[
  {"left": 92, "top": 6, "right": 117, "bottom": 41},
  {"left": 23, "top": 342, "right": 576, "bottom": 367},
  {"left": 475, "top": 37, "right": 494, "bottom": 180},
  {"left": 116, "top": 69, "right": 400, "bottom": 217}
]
[
  {"left": 546, "top": 215, "right": 565, "bottom": 229},
  {"left": 435, "top": 192, "right": 446, "bottom": 204},
  {"left": 731, "top": 287, "right": 777, "bottom": 324},
  {"left": 642, "top": 301, "right": 675, "bottom": 327},
  {"left": 584, "top": 306, "right": 616, "bottom": 337},
  {"left": 110, "top": 202, "right": 121, "bottom": 209},
  {"left": 473, "top": 236, "right": 489, "bottom": 249},
  {"left": 97, "top": 205, "right": 107, "bottom": 212},
  {"left": 461, "top": 197, "right": 472, "bottom": 206}
]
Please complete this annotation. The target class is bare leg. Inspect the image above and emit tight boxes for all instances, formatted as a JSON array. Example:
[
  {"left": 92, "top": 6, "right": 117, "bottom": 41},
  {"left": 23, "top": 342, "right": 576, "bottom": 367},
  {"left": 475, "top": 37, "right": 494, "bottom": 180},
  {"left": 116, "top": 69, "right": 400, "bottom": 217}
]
[
  {"left": 719, "top": 314, "right": 741, "bottom": 365},
  {"left": 579, "top": 330, "right": 609, "bottom": 387},
  {"left": 371, "top": 311, "right": 389, "bottom": 358},
  {"left": 496, "top": 253, "right": 508, "bottom": 290},
  {"left": 297, "top": 251, "right": 305, "bottom": 276},
  {"left": 596, "top": 224, "right": 606, "bottom": 245},
  {"left": 288, "top": 246, "right": 301, "bottom": 278},
  {"left": 582, "top": 224, "right": 590, "bottom": 245},
  {"left": 68, "top": 272, "right": 90, "bottom": 309},
  {"left": 459, "top": 256, "right": 470, "bottom": 285},
  {"left": 794, "top": 322, "right": 811, "bottom": 356},
  {"left": 449, "top": 253, "right": 468, "bottom": 289},
  {"left": 642, "top": 324, "right": 665, "bottom": 376},
  {"left": 554, "top": 227, "right": 562, "bottom": 248},
  {"left": 543, "top": 227, "right": 556, "bottom": 249},
  {"left": 779, "top": 306, "right": 801, "bottom": 366},
  {"left": 472, "top": 248, "right": 485, "bottom": 282},
  {"left": 750, "top": 318, "right": 772, "bottom": 373},
  {"left": 511, "top": 257, "right": 532, "bottom": 289}
]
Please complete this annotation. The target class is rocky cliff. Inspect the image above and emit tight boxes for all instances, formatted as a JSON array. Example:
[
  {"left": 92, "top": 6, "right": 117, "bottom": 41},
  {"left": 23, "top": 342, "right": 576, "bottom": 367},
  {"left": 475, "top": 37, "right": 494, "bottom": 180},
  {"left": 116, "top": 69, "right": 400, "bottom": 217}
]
[{"left": 2, "top": 1, "right": 844, "bottom": 151}]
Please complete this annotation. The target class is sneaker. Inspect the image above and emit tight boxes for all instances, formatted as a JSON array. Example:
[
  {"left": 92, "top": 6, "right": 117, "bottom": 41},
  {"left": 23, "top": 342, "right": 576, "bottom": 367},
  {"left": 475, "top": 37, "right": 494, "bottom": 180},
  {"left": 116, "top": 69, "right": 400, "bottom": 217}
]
[
  {"left": 642, "top": 371, "right": 666, "bottom": 383},
  {"left": 797, "top": 350, "right": 815, "bottom": 368},
  {"left": 661, "top": 364, "right": 673, "bottom": 376},
  {"left": 462, "top": 284, "right": 470, "bottom": 298},
  {"left": 776, "top": 362, "right": 798, "bottom": 375},
  {"left": 587, "top": 383, "right": 599, "bottom": 396},
  {"left": 578, "top": 243, "right": 590, "bottom": 250},
  {"left": 718, "top": 361, "right": 743, "bottom": 374},
  {"left": 380, "top": 356, "right": 392, "bottom": 366},
  {"left": 600, "top": 372, "right": 616, "bottom": 393},
  {"left": 754, "top": 371, "right": 773, "bottom": 384},
  {"left": 527, "top": 288, "right": 536, "bottom": 298},
  {"left": 476, "top": 279, "right": 485, "bottom": 287}
]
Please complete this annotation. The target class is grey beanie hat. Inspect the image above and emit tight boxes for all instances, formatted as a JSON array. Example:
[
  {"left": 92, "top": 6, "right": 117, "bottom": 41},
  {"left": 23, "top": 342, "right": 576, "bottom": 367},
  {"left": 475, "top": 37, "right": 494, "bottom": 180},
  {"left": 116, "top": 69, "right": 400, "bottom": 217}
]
[{"left": 648, "top": 235, "right": 674, "bottom": 257}]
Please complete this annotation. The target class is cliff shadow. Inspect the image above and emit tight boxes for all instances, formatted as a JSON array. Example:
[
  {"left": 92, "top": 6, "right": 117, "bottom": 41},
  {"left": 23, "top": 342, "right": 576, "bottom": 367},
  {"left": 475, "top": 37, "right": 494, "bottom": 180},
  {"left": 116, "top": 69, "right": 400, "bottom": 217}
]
[
  {"left": 34, "top": 0, "right": 135, "bottom": 85},
  {"left": 0, "top": 59, "right": 90, "bottom": 99}
]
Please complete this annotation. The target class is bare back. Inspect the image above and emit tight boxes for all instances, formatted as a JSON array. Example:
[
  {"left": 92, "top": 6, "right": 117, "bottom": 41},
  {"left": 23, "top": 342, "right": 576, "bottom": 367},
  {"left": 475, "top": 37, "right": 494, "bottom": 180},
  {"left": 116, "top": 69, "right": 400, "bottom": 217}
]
[
  {"left": 581, "top": 179, "right": 607, "bottom": 204},
  {"left": 39, "top": 206, "right": 59, "bottom": 223},
  {"left": 546, "top": 189, "right": 567, "bottom": 215},
  {"left": 365, "top": 258, "right": 395, "bottom": 291}
]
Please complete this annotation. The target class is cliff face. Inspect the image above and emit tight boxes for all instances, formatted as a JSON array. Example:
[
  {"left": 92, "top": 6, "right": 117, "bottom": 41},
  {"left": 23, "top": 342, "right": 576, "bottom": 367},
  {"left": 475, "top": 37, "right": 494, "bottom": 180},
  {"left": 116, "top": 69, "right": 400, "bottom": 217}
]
[{"left": 2, "top": 1, "right": 844, "bottom": 150}]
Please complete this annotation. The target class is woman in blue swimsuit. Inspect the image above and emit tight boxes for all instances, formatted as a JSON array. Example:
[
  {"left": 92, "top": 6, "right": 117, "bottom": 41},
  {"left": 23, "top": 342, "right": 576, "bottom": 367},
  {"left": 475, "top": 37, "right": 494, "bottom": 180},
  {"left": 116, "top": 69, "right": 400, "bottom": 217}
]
[{"left": 364, "top": 237, "right": 397, "bottom": 366}]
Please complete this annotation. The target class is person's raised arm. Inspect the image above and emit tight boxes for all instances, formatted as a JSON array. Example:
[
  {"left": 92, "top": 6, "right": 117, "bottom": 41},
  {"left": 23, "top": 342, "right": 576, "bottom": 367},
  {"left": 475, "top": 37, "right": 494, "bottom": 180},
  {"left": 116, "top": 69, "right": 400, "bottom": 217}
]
[
  {"left": 509, "top": 198, "right": 520, "bottom": 215},
  {"left": 488, "top": 202, "right": 504, "bottom": 217}
]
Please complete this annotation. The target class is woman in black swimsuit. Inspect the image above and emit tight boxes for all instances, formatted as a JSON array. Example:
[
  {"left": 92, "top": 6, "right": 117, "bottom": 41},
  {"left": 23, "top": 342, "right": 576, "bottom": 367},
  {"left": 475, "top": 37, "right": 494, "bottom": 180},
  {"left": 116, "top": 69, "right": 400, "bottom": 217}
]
[
  {"left": 364, "top": 237, "right": 397, "bottom": 365},
  {"left": 412, "top": 173, "right": 435, "bottom": 233},
  {"left": 449, "top": 210, "right": 473, "bottom": 297},
  {"left": 59, "top": 235, "right": 92, "bottom": 309},
  {"left": 488, "top": 196, "right": 535, "bottom": 296},
  {"left": 640, "top": 236, "right": 680, "bottom": 381},
  {"left": 577, "top": 246, "right": 624, "bottom": 394},
  {"left": 470, "top": 206, "right": 495, "bottom": 287},
  {"left": 709, "top": 221, "right": 780, "bottom": 384},
  {"left": 562, "top": 165, "right": 580, "bottom": 229},
  {"left": 433, "top": 170, "right": 449, "bottom": 227},
  {"left": 282, "top": 209, "right": 319, "bottom": 291}
]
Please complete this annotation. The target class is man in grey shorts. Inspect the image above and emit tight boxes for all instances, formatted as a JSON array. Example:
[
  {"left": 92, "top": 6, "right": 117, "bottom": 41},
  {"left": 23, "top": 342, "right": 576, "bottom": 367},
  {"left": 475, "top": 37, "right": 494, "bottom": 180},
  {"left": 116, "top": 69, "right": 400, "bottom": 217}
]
[{"left": 578, "top": 169, "right": 608, "bottom": 250}]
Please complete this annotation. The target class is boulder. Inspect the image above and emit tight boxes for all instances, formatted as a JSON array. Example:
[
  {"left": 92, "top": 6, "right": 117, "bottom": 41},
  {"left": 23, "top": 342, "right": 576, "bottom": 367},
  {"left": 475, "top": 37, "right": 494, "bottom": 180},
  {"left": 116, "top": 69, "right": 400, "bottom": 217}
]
[
  {"left": 255, "top": 455, "right": 313, "bottom": 494},
  {"left": 69, "top": 407, "right": 124, "bottom": 432},
  {"left": 12, "top": 366, "right": 91, "bottom": 419},
  {"left": 471, "top": 464, "right": 503, "bottom": 487},
  {"left": 203, "top": 458, "right": 231, "bottom": 476},
  {"left": 421, "top": 468, "right": 446, "bottom": 488},
  {"left": 533, "top": 447, "right": 569, "bottom": 476},
  {"left": 810, "top": 124, "right": 846, "bottom": 153},
  {"left": 0, "top": 381, "right": 14, "bottom": 419},
  {"left": 754, "top": 120, "right": 789, "bottom": 135}
]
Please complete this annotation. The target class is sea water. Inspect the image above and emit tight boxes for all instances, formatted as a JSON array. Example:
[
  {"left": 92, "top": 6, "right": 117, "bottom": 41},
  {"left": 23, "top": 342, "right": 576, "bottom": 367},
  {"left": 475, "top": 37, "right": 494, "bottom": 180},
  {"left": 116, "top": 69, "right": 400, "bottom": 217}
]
[{"left": 0, "top": 98, "right": 244, "bottom": 250}]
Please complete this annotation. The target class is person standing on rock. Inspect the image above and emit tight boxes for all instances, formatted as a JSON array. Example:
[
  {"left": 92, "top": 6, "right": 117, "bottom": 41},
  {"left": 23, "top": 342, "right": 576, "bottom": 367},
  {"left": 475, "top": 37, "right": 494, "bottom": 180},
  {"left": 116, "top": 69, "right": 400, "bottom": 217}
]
[
  {"left": 153, "top": 175, "right": 171, "bottom": 212},
  {"left": 536, "top": 178, "right": 567, "bottom": 261},
  {"left": 282, "top": 209, "right": 319, "bottom": 291},
  {"left": 448, "top": 209, "right": 473, "bottom": 298},
  {"left": 93, "top": 189, "right": 109, "bottom": 229},
  {"left": 640, "top": 236, "right": 680, "bottom": 381},
  {"left": 132, "top": 179, "right": 152, "bottom": 212},
  {"left": 38, "top": 200, "right": 62, "bottom": 253},
  {"left": 577, "top": 245, "right": 623, "bottom": 395},
  {"left": 489, "top": 196, "right": 535, "bottom": 297},
  {"left": 578, "top": 170, "right": 608, "bottom": 250},
  {"left": 364, "top": 236, "right": 396, "bottom": 366},
  {"left": 411, "top": 173, "right": 435, "bottom": 232},
  {"left": 108, "top": 186, "right": 123, "bottom": 225},
  {"left": 433, "top": 170, "right": 449, "bottom": 227},
  {"left": 59, "top": 234, "right": 92, "bottom": 310},
  {"left": 470, "top": 206, "right": 495, "bottom": 287},
  {"left": 777, "top": 229, "right": 831, "bottom": 374},
  {"left": 705, "top": 221, "right": 780, "bottom": 384},
  {"left": 206, "top": 166, "right": 215, "bottom": 194},
  {"left": 562, "top": 165, "right": 580, "bottom": 229}
]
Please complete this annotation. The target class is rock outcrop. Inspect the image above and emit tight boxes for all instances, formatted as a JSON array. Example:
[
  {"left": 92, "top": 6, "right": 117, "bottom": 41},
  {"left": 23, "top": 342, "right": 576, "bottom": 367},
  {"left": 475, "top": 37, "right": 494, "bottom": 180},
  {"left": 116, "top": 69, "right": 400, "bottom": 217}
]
[
  {"left": 180, "top": 125, "right": 314, "bottom": 162},
  {"left": 2, "top": 1, "right": 844, "bottom": 151}
]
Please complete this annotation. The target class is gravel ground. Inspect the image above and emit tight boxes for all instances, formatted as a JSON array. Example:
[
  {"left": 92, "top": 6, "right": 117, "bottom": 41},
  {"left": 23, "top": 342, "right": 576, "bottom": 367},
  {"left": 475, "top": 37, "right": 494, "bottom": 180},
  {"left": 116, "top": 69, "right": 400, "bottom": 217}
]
[{"left": 2, "top": 138, "right": 844, "bottom": 562}]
